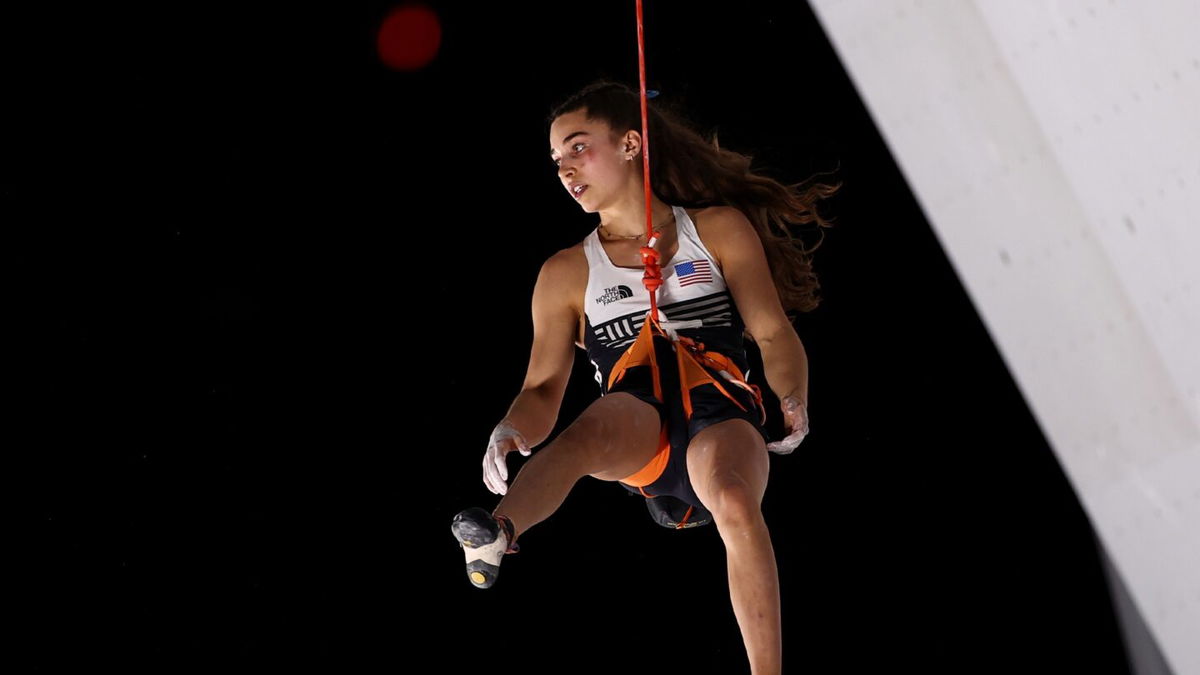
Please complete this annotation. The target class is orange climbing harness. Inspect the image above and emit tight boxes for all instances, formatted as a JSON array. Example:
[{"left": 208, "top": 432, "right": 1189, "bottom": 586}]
[{"left": 607, "top": 309, "right": 768, "bottom": 430}]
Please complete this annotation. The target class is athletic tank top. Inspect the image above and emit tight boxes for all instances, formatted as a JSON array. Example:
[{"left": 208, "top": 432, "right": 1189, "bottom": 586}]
[{"left": 582, "top": 205, "right": 753, "bottom": 393}]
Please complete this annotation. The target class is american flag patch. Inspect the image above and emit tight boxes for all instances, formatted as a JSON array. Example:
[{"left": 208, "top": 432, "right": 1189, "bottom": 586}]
[{"left": 673, "top": 259, "right": 713, "bottom": 287}]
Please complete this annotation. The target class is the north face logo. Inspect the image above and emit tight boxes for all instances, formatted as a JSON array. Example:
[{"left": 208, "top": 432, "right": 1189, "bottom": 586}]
[{"left": 594, "top": 284, "right": 634, "bottom": 306}]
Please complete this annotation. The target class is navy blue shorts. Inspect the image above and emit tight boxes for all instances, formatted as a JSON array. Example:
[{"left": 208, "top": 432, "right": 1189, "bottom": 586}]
[{"left": 606, "top": 331, "right": 769, "bottom": 510}]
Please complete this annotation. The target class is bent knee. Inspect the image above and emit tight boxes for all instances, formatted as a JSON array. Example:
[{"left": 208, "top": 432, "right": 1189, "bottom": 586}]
[{"left": 698, "top": 478, "right": 763, "bottom": 522}]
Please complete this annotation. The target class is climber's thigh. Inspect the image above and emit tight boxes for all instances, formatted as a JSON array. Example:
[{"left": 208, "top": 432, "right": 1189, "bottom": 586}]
[{"left": 552, "top": 392, "right": 662, "bottom": 482}]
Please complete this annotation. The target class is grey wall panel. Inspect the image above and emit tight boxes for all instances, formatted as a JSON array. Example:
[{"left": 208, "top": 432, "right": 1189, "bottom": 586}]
[{"left": 808, "top": 1, "right": 1199, "bottom": 671}]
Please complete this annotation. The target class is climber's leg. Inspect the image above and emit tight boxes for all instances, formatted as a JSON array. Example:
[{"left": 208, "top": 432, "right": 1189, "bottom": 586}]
[{"left": 687, "top": 418, "right": 781, "bottom": 675}]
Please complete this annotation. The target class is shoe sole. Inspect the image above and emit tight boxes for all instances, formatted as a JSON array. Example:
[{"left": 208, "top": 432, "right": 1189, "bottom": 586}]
[{"left": 451, "top": 508, "right": 507, "bottom": 589}]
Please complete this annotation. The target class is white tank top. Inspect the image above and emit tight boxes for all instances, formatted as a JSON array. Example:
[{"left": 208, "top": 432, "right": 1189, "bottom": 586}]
[{"left": 581, "top": 205, "right": 751, "bottom": 392}]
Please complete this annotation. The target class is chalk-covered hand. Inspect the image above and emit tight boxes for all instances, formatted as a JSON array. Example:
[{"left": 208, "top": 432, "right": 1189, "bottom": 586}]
[
  {"left": 766, "top": 396, "right": 809, "bottom": 455},
  {"left": 483, "top": 419, "right": 531, "bottom": 496}
]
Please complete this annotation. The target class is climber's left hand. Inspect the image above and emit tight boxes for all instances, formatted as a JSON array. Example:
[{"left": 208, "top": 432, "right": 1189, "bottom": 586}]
[{"left": 766, "top": 395, "right": 809, "bottom": 455}]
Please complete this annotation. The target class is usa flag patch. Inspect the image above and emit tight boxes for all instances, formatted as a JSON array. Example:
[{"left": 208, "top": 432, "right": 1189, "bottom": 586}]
[{"left": 673, "top": 259, "right": 713, "bottom": 287}]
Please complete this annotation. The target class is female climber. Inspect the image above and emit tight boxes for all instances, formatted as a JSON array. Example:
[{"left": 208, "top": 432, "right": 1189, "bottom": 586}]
[{"left": 451, "top": 79, "right": 840, "bottom": 675}]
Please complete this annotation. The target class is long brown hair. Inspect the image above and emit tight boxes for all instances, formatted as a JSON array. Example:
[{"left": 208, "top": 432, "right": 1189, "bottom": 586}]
[{"left": 547, "top": 79, "right": 842, "bottom": 336}]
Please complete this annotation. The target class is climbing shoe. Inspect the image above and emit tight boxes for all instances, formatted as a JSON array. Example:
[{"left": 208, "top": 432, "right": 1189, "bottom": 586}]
[{"left": 451, "top": 507, "right": 520, "bottom": 589}]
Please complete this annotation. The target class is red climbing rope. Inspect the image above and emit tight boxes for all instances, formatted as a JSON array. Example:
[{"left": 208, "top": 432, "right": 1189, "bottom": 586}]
[{"left": 634, "top": 0, "right": 663, "bottom": 323}]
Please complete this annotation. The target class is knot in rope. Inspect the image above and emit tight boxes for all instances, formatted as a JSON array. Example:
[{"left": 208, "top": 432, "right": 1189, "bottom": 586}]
[{"left": 640, "top": 244, "right": 663, "bottom": 296}]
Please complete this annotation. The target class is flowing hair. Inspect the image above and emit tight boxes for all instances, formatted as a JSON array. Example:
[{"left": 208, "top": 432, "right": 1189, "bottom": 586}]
[{"left": 546, "top": 79, "right": 842, "bottom": 339}]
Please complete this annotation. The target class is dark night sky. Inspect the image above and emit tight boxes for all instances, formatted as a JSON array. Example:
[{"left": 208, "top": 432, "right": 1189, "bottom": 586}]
[{"left": 18, "top": 1, "right": 1132, "bottom": 672}]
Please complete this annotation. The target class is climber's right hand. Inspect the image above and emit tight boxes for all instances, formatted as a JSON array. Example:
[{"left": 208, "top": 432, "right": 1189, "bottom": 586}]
[{"left": 483, "top": 419, "right": 531, "bottom": 496}]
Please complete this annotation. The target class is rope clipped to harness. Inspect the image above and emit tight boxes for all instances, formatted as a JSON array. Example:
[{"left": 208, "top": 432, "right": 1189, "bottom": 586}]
[
  {"left": 605, "top": 2, "right": 770, "bottom": 532},
  {"left": 634, "top": 0, "right": 664, "bottom": 318},
  {"left": 616, "top": 0, "right": 768, "bottom": 425}
]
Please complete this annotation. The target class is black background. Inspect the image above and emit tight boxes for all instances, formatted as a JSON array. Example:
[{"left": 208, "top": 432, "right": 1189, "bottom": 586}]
[{"left": 17, "top": 1, "right": 1131, "bottom": 672}]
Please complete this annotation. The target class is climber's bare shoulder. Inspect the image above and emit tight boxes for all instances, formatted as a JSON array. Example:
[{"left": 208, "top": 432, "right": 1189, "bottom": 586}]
[{"left": 535, "top": 244, "right": 589, "bottom": 351}]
